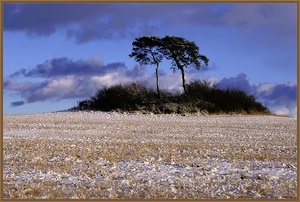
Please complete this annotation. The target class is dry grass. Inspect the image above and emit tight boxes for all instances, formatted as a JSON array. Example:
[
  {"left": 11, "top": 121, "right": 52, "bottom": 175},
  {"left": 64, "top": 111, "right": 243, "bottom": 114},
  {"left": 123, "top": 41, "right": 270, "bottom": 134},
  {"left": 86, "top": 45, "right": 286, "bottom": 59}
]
[{"left": 3, "top": 112, "right": 297, "bottom": 199}]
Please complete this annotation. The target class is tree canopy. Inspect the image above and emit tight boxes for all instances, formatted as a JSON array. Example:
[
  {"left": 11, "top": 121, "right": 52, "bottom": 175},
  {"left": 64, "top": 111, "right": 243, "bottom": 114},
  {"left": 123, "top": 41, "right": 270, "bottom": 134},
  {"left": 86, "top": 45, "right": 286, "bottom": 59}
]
[
  {"left": 129, "top": 35, "right": 209, "bottom": 94},
  {"left": 161, "top": 36, "right": 209, "bottom": 93},
  {"left": 129, "top": 36, "right": 163, "bottom": 66},
  {"left": 129, "top": 36, "right": 164, "bottom": 98}
]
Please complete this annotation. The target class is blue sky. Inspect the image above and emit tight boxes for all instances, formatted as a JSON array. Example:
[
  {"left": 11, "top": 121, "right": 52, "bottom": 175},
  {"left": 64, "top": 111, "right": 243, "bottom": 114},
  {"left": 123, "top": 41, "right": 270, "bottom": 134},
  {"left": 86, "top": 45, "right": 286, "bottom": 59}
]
[{"left": 3, "top": 3, "right": 297, "bottom": 117}]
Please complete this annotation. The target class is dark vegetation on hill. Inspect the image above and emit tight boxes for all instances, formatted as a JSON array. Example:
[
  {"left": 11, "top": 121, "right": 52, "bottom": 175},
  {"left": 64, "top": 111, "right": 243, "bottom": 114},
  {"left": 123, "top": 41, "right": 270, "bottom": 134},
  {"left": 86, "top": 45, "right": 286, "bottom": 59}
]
[
  {"left": 70, "top": 80, "right": 270, "bottom": 115},
  {"left": 69, "top": 35, "right": 270, "bottom": 115}
]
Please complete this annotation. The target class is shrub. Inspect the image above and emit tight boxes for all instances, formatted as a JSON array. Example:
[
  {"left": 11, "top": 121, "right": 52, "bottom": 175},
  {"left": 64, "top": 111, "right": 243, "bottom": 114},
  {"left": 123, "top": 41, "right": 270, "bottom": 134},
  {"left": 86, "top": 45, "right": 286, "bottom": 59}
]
[
  {"left": 87, "top": 82, "right": 158, "bottom": 111},
  {"left": 71, "top": 80, "right": 270, "bottom": 115}
]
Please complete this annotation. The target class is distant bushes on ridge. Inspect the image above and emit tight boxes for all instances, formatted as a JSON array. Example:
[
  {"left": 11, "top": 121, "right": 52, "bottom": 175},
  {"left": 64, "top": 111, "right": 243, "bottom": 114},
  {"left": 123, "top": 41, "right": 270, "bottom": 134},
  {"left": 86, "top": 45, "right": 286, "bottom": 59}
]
[{"left": 71, "top": 80, "right": 270, "bottom": 115}]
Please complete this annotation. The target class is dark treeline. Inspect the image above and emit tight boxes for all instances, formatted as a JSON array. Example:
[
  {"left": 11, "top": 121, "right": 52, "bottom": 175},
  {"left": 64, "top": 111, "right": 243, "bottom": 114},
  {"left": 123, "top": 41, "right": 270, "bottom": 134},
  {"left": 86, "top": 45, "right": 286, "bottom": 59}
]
[{"left": 70, "top": 80, "right": 270, "bottom": 115}]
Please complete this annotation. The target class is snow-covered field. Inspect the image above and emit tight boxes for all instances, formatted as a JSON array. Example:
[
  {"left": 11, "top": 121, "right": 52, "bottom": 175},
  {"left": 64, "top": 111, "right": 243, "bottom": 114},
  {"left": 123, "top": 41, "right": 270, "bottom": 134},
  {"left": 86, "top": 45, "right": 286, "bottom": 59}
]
[{"left": 3, "top": 111, "right": 297, "bottom": 199}]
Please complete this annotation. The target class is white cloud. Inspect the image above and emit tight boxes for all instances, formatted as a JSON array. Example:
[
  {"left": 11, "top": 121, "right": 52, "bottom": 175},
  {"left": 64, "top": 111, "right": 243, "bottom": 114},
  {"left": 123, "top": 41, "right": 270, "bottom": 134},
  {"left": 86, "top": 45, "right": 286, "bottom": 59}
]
[
  {"left": 87, "top": 55, "right": 104, "bottom": 66},
  {"left": 256, "top": 82, "right": 277, "bottom": 94},
  {"left": 274, "top": 107, "right": 290, "bottom": 116},
  {"left": 273, "top": 106, "right": 297, "bottom": 118}
]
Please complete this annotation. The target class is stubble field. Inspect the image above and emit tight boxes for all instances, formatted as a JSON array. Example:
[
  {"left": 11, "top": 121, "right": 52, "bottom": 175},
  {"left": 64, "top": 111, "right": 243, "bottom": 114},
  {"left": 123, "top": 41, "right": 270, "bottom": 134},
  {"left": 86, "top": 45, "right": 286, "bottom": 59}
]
[{"left": 2, "top": 111, "right": 297, "bottom": 199}]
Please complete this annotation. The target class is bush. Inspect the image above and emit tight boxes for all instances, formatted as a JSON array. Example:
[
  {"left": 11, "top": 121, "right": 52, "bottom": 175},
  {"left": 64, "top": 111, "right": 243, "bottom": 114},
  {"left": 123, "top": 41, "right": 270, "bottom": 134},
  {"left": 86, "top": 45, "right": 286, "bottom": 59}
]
[
  {"left": 88, "top": 82, "right": 158, "bottom": 111},
  {"left": 71, "top": 80, "right": 270, "bottom": 115}
]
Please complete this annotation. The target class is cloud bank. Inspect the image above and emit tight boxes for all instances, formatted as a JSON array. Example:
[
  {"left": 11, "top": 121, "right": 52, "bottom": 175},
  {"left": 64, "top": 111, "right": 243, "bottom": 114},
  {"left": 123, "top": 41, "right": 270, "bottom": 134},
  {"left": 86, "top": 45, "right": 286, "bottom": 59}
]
[
  {"left": 4, "top": 3, "right": 296, "bottom": 43},
  {"left": 217, "top": 73, "right": 297, "bottom": 117},
  {"left": 4, "top": 56, "right": 297, "bottom": 117},
  {"left": 4, "top": 56, "right": 150, "bottom": 103}
]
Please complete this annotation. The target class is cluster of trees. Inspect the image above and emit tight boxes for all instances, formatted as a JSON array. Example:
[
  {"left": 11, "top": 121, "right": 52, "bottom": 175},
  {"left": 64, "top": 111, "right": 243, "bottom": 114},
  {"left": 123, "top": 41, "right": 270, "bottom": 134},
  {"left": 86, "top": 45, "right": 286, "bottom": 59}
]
[
  {"left": 69, "top": 35, "right": 270, "bottom": 115},
  {"left": 129, "top": 36, "right": 209, "bottom": 97}
]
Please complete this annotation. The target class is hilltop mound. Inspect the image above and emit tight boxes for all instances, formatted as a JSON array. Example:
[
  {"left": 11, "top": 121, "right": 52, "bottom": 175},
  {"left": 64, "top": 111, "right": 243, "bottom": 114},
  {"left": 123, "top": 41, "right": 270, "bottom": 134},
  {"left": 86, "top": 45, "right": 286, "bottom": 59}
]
[{"left": 70, "top": 80, "right": 270, "bottom": 115}]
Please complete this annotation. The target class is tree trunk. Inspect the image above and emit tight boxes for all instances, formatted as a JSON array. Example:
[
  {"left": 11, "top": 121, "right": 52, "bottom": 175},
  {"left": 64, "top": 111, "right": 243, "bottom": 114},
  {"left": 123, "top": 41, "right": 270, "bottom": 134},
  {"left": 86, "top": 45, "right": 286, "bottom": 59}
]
[
  {"left": 180, "top": 67, "right": 187, "bottom": 94},
  {"left": 155, "top": 64, "right": 161, "bottom": 98}
]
